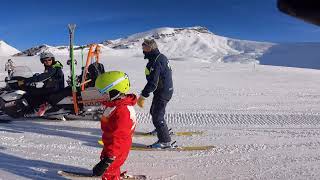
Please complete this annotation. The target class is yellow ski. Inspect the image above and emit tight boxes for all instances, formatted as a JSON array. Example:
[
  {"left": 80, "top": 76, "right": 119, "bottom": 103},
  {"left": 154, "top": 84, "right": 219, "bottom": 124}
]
[
  {"left": 134, "top": 131, "right": 204, "bottom": 137},
  {"left": 98, "top": 140, "right": 214, "bottom": 151}
]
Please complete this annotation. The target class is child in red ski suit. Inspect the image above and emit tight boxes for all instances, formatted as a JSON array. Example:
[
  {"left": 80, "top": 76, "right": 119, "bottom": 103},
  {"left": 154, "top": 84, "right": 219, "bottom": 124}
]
[{"left": 92, "top": 71, "right": 137, "bottom": 180}]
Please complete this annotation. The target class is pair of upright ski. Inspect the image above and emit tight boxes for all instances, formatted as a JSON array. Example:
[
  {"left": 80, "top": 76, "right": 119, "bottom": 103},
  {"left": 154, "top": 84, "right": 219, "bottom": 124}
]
[
  {"left": 67, "top": 24, "right": 105, "bottom": 116},
  {"left": 67, "top": 24, "right": 80, "bottom": 115}
]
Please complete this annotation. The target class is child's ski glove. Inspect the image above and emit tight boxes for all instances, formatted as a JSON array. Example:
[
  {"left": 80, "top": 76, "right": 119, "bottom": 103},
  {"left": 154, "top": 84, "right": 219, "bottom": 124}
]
[{"left": 92, "top": 157, "right": 115, "bottom": 176}]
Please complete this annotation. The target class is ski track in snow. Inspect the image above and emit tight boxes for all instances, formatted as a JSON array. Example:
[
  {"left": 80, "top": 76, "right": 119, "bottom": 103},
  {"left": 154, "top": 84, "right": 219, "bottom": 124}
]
[{"left": 1, "top": 112, "right": 320, "bottom": 180}]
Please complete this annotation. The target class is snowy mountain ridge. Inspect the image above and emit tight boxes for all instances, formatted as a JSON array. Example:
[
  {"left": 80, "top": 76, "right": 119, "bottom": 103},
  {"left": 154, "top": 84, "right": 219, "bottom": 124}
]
[
  {"left": 0, "top": 40, "right": 20, "bottom": 57},
  {"left": 4, "top": 26, "right": 320, "bottom": 69},
  {"left": 11, "top": 26, "right": 274, "bottom": 63},
  {"left": 101, "top": 26, "right": 274, "bottom": 63}
]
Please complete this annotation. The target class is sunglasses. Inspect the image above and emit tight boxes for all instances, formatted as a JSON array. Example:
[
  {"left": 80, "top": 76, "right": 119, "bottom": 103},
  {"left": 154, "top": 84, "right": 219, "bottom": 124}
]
[
  {"left": 42, "top": 58, "right": 52, "bottom": 62},
  {"left": 142, "top": 43, "right": 149, "bottom": 47}
]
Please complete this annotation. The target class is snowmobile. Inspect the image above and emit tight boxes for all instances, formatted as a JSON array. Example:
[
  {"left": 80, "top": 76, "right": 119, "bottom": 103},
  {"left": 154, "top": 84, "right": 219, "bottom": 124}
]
[{"left": 0, "top": 66, "right": 105, "bottom": 120}]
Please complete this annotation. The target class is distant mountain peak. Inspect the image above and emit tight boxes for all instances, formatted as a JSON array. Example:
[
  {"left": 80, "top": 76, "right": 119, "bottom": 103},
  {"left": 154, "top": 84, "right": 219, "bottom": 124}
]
[
  {"left": 14, "top": 44, "right": 51, "bottom": 56},
  {"left": 0, "top": 40, "right": 20, "bottom": 57},
  {"left": 12, "top": 26, "right": 274, "bottom": 64},
  {"left": 97, "top": 26, "right": 274, "bottom": 63}
]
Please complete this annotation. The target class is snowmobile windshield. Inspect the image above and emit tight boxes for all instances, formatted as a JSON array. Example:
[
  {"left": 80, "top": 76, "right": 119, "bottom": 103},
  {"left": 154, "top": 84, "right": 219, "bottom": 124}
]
[{"left": 11, "top": 66, "right": 33, "bottom": 78}]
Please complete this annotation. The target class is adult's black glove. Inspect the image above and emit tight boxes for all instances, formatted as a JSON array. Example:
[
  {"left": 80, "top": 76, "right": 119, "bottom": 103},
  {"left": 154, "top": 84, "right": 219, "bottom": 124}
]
[{"left": 92, "top": 157, "right": 115, "bottom": 176}]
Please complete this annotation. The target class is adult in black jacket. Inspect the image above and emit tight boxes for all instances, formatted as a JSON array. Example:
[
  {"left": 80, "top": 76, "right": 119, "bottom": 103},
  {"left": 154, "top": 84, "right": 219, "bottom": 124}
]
[
  {"left": 18, "top": 52, "right": 65, "bottom": 116},
  {"left": 137, "top": 39, "right": 174, "bottom": 149},
  {"left": 80, "top": 61, "right": 105, "bottom": 88}
]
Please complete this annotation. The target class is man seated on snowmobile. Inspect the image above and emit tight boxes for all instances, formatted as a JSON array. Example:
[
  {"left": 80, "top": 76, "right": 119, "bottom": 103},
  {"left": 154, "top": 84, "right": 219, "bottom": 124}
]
[{"left": 17, "top": 52, "right": 65, "bottom": 116}]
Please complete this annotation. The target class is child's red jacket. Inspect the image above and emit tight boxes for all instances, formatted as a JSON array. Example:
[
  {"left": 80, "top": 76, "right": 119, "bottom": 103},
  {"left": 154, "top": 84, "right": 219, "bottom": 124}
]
[{"left": 100, "top": 94, "right": 137, "bottom": 159}]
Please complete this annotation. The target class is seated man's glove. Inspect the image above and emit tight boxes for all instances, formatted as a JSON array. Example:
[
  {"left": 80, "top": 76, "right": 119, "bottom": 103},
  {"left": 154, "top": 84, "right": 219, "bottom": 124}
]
[
  {"left": 137, "top": 96, "right": 145, "bottom": 108},
  {"left": 92, "top": 157, "right": 115, "bottom": 176},
  {"left": 17, "top": 80, "right": 24, "bottom": 86}
]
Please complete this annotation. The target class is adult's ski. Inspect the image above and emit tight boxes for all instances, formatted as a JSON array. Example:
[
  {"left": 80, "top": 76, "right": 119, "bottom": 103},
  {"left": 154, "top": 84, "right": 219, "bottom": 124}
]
[{"left": 98, "top": 140, "right": 215, "bottom": 151}]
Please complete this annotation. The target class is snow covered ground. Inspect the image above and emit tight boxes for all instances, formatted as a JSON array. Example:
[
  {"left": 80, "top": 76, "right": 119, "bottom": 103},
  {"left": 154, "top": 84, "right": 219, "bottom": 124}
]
[{"left": 1, "top": 54, "right": 320, "bottom": 180}]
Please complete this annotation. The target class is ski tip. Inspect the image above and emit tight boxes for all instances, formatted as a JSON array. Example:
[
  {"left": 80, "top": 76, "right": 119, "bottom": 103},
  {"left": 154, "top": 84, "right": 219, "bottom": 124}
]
[
  {"left": 121, "top": 172, "right": 147, "bottom": 180},
  {"left": 57, "top": 170, "right": 95, "bottom": 178},
  {"left": 98, "top": 140, "right": 104, "bottom": 146},
  {"left": 68, "top": 24, "right": 76, "bottom": 29}
]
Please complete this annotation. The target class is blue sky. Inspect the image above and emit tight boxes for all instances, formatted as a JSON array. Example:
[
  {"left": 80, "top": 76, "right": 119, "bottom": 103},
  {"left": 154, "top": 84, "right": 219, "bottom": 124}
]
[{"left": 1, "top": 0, "right": 319, "bottom": 50}]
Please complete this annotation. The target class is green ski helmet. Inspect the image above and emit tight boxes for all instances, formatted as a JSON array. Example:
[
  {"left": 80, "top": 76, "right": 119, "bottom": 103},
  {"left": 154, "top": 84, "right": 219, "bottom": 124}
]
[{"left": 95, "top": 71, "right": 130, "bottom": 100}]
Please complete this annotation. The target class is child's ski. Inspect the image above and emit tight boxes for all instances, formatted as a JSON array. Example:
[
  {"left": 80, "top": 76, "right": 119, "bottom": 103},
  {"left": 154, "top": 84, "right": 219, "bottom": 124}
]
[
  {"left": 58, "top": 170, "right": 96, "bottom": 178},
  {"left": 58, "top": 170, "right": 147, "bottom": 179}
]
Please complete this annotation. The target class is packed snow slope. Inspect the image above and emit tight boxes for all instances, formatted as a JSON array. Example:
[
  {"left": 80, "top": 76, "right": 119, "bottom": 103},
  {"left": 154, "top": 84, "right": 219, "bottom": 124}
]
[{"left": 0, "top": 54, "right": 320, "bottom": 180}]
